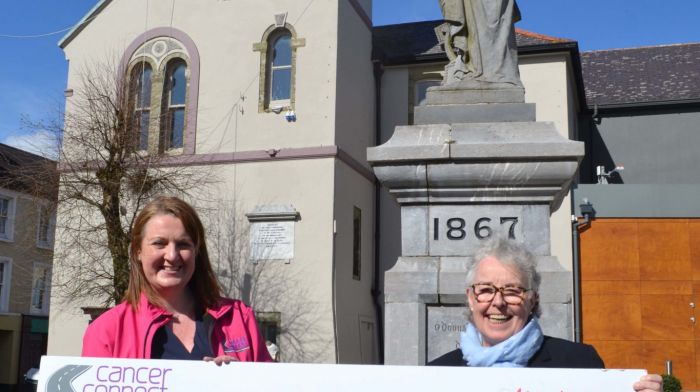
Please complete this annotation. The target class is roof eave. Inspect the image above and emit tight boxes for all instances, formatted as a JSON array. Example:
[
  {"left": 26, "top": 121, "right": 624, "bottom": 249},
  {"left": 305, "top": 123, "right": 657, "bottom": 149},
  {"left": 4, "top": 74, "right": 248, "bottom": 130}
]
[
  {"left": 588, "top": 98, "right": 700, "bottom": 112},
  {"left": 58, "top": 0, "right": 112, "bottom": 49}
]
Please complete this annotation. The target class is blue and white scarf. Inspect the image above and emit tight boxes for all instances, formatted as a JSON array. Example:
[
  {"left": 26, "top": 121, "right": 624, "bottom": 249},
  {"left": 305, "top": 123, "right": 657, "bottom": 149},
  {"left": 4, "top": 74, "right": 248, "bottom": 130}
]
[{"left": 460, "top": 317, "right": 544, "bottom": 367}]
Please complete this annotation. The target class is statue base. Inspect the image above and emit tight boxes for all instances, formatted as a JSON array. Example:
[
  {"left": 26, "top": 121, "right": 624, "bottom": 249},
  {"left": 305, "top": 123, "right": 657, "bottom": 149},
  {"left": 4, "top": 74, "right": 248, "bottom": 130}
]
[{"left": 426, "top": 80, "right": 525, "bottom": 105}]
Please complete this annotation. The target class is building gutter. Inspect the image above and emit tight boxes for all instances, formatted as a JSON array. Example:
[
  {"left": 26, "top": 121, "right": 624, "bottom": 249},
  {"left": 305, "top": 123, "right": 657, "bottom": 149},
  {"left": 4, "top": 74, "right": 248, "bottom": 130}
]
[
  {"left": 372, "top": 60, "right": 385, "bottom": 363},
  {"left": 570, "top": 200, "right": 593, "bottom": 343}
]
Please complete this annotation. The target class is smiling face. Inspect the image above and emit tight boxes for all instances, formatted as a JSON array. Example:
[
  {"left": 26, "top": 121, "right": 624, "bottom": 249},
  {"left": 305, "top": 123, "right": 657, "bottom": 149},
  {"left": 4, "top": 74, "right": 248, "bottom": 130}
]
[
  {"left": 467, "top": 256, "right": 537, "bottom": 347},
  {"left": 137, "top": 214, "right": 196, "bottom": 298}
]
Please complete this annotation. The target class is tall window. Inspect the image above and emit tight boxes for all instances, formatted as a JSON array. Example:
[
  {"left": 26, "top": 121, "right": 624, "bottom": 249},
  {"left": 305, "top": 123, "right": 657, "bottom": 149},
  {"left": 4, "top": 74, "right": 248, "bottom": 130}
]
[
  {"left": 130, "top": 62, "right": 152, "bottom": 151},
  {"left": 0, "top": 258, "right": 10, "bottom": 312},
  {"left": 162, "top": 60, "right": 187, "bottom": 150},
  {"left": 353, "top": 206, "right": 362, "bottom": 281},
  {"left": 0, "top": 195, "right": 15, "bottom": 241},
  {"left": 269, "top": 31, "right": 292, "bottom": 103},
  {"left": 123, "top": 32, "right": 198, "bottom": 154},
  {"left": 254, "top": 23, "right": 304, "bottom": 113},
  {"left": 31, "top": 263, "right": 51, "bottom": 314},
  {"left": 37, "top": 205, "right": 56, "bottom": 249}
]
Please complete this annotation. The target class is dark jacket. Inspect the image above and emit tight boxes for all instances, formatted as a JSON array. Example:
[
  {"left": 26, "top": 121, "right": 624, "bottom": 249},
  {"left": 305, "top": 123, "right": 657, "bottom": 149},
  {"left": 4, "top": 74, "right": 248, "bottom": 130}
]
[{"left": 428, "top": 335, "right": 605, "bottom": 368}]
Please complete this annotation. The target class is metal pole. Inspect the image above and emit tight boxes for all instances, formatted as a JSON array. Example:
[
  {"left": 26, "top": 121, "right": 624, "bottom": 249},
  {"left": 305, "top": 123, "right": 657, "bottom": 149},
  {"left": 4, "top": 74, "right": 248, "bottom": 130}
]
[{"left": 666, "top": 360, "right": 673, "bottom": 375}]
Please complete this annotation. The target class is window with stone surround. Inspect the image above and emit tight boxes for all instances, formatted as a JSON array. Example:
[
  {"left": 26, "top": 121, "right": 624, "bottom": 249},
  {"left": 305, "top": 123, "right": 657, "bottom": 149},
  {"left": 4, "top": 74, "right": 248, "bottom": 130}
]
[
  {"left": 0, "top": 257, "right": 11, "bottom": 312},
  {"left": 129, "top": 61, "right": 153, "bottom": 151},
  {"left": 161, "top": 59, "right": 187, "bottom": 150},
  {"left": 30, "top": 263, "right": 51, "bottom": 315},
  {"left": 125, "top": 35, "right": 194, "bottom": 154},
  {"left": 254, "top": 16, "right": 305, "bottom": 113},
  {"left": 36, "top": 204, "right": 56, "bottom": 249},
  {"left": 0, "top": 193, "right": 16, "bottom": 242}
]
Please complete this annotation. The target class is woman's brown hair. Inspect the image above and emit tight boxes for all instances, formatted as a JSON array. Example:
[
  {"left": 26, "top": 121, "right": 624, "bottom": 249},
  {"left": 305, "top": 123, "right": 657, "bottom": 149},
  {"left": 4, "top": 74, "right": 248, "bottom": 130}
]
[{"left": 123, "top": 196, "right": 222, "bottom": 309}]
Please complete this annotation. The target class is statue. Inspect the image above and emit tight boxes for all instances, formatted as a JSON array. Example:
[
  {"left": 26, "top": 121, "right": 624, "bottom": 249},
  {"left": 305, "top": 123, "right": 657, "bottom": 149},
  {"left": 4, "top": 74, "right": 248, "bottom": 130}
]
[{"left": 437, "top": 0, "right": 522, "bottom": 88}]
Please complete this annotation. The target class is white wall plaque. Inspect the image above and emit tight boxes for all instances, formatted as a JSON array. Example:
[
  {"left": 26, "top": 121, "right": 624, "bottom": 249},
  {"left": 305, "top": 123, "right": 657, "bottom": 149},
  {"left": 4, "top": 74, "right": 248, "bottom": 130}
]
[
  {"left": 249, "top": 221, "right": 294, "bottom": 261},
  {"left": 246, "top": 205, "right": 300, "bottom": 262}
]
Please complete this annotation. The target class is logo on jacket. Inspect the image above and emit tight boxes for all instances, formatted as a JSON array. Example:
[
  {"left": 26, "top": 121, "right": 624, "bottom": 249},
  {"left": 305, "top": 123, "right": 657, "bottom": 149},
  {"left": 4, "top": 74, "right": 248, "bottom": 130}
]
[{"left": 223, "top": 336, "right": 250, "bottom": 353}]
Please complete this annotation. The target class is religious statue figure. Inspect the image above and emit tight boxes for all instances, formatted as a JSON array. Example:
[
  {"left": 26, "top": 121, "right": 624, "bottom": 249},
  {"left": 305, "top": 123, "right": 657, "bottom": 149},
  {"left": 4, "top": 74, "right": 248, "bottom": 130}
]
[{"left": 438, "top": 0, "right": 522, "bottom": 88}]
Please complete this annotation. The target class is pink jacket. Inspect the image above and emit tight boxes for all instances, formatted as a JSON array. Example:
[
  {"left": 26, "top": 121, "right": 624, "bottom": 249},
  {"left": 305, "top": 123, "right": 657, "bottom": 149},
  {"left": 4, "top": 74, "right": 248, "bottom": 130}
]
[{"left": 82, "top": 293, "right": 272, "bottom": 361}]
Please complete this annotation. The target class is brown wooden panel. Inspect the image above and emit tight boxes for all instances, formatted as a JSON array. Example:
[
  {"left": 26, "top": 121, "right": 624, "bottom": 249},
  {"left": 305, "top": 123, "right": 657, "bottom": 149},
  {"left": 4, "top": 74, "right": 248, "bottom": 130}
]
[
  {"left": 696, "top": 340, "right": 700, "bottom": 391},
  {"left": 582, "top": 281, "right": 640, "bottom": 296},
  {"left": 645, "top": 340, "right": 696, "bottom": 390},
  {"left": 586, "top": 340, "right": 643, "bottom": 369},
  {"left": 580, "top": 220, "right": 640, "bottom": 281},
  {"left": 638, "top": 220, "right": 692, "bottom": 281},
  {"left": 641, "top": 295, "right": 694, "bottom": 340},
  {"left": 582, "top": 295, "right": 642, "bottom": 340},
  {"left": 695, "top": 283, "right": 700, "bottom": 341},
  {"left": 691, "top": 220, "right": 700, "bottom": 281},
  {"left": 641, "top": 281, "right": 693, "bottom": 295}
]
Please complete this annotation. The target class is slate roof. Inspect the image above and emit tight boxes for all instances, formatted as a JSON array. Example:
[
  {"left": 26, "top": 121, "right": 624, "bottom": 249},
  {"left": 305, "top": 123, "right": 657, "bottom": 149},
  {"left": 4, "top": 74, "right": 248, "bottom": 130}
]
[
  {"left": 582, "top": 43, "right": 700, "bottom": 108},
  {"left": 0, "top": 143, "right": 57, "bottom": 197},
  {"left": 372, "top": 20, "right": 574, "bottom": 65}
]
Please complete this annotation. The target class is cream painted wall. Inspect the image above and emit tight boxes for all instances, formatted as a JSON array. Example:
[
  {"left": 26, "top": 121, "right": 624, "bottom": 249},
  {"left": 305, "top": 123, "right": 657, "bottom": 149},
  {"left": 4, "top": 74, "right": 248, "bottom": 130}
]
[
  {"left": 332, "top": 162, "right": 377, "bottom": 364},
  {"left": 48, "top": 158, "right": 340, "bottom": 362},
  {"left": 208, "top": 158, "right": 338, "bottom": 363},
  {"left": 520, "top": 53, "right": 576, "bottom": 270},
  {"left": 334, "top": 0, "right": 375, "bottom": 166},
  {"left": 61, "top": 0, "right": 342, "bottom": 155},
  {"left": 53, "top": 0, "right": 366, "bottom": 362}
]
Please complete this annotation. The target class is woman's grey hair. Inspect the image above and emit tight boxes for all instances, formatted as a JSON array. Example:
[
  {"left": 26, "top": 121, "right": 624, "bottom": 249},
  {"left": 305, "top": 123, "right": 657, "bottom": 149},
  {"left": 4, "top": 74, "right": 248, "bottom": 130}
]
[{"left": 465, "top": 237, "right": 541, "bottom": 318}]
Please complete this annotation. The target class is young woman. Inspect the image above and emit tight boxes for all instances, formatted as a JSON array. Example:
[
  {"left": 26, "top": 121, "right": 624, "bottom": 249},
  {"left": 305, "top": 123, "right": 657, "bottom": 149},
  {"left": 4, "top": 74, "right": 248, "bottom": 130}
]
[{"left": 82, "top": 196, "right": 272, "bottom": 363}]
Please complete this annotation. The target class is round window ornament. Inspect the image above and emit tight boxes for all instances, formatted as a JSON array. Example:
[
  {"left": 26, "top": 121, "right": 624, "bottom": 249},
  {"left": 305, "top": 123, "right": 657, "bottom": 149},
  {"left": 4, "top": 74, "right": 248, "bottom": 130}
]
[{"left": 151, "top": 40, "right": 167, "bottom": 58}]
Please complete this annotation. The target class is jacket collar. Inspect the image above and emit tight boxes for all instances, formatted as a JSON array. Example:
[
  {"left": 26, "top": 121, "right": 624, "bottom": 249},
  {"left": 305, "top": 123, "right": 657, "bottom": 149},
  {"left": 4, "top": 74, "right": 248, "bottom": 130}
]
[{"left": 138, "top": 292, "right": 235, "bottom": 320}]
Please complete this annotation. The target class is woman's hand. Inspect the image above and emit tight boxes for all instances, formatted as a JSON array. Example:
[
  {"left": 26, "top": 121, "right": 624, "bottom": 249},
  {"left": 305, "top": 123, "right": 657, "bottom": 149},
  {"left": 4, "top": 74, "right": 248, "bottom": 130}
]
[
  {"left": 203, "top": 355, "right": 239, "bottom": 366},
  {"left": 633, "top": 374, "right": 663, "bottom": 392}
]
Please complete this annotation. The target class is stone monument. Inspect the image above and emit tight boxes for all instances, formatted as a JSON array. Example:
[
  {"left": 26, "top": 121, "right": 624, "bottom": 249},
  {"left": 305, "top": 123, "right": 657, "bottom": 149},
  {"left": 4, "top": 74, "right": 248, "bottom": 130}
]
[{"left": 367, "top": 0, "right": 584, "bottom": 365}]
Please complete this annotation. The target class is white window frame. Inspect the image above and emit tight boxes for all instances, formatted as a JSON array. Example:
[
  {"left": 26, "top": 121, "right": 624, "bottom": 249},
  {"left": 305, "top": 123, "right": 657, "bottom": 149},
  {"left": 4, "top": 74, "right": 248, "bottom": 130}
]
[
  {"left": 0, "top": 257, "right": 12, "bottom": 312},
  {"left": 36, "top": 204, "right": 56, "bottom": 249},
  {"left": 30, "top": 262, "right": 51, "bottom": 315},
  {"left": 0, "top": 191, "right": 17, "bottom": 242}
]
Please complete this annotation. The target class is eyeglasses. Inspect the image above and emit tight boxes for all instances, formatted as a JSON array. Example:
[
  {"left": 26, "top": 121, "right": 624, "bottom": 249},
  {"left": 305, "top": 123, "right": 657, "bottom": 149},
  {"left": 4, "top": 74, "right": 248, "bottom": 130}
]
[{"left": 470, "top": 283, "right": 530, "bottom": 305}]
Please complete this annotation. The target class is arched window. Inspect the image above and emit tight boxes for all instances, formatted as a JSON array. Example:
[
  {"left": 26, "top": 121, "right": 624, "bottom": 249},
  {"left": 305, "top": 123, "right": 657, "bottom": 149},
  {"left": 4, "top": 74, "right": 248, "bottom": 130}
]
[
  {"left": 161, "top": 59, "right": 187, "bottom": 150},
  {"left": 269, "top": 31, "right": 292, "bottom": 103},
  {"left": 129, "top": 62, "right": 152, "bottom": 151},
  {"left": 254, "top": 22, "right": 305, "bottom": 113},
  {"left": 121, "top": 28, "right": 199, "bottom": 154}
]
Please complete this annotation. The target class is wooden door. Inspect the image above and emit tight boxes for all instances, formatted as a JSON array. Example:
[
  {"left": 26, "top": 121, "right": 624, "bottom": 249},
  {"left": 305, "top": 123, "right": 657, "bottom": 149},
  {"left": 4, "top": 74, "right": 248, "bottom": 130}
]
[{"left": 580, "top": 219, "right": 698, "bottom": 389}]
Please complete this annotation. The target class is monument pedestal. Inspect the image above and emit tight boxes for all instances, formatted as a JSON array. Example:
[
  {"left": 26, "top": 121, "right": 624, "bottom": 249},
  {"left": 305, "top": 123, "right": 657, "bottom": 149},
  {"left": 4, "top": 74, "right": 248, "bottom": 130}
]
[{"left": 368, "top": 100, "right": 584, "bottom": 365}]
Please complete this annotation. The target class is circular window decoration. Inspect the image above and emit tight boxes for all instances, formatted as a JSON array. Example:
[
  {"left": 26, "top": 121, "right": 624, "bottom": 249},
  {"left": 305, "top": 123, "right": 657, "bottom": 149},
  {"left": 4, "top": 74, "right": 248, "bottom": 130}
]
[{"left": 151, "top": 40, "right": 167, "bottom": 58}]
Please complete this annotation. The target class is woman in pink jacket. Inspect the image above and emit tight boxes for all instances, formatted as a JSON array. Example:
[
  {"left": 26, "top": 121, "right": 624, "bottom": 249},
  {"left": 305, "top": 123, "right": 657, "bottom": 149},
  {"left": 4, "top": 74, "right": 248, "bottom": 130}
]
[{"left": 82, "top": 196, "right": 272, "bottom": 364}]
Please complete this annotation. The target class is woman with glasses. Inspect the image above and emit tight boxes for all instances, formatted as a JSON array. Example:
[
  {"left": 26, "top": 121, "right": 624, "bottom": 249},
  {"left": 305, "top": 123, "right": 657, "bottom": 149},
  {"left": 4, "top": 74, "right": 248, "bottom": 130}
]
[{"left": 429, "top": 238, "right": 662, "bottom": 392}]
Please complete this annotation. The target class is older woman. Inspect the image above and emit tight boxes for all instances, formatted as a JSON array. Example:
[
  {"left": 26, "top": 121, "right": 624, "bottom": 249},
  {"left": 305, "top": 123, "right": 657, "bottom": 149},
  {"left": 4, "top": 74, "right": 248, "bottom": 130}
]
[
  {"left": 429, "top": 238, "right": 662, "bottom": 392},
  {"left": 82, "top": 196, "right": 272, "bottom": 364}
]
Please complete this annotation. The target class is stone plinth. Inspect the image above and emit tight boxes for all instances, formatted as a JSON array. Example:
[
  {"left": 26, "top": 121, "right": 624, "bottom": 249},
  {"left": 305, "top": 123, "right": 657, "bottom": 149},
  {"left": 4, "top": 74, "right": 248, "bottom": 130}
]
[{"left": 368, "top": 111, "right": 584, "bottom": 365}]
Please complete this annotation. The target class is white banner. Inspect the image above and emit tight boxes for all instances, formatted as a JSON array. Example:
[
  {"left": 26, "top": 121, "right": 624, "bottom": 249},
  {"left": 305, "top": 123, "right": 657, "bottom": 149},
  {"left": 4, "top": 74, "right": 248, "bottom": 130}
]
[{"left": 38, "top": 356, "right": 646, "bottom": 392}]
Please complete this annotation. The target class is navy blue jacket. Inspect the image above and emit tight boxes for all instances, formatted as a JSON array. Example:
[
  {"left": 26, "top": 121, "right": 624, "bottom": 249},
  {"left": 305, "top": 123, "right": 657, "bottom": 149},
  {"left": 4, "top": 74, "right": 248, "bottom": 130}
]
[{"left": 428, "top": 336, "right": 605, "bottom": 368}]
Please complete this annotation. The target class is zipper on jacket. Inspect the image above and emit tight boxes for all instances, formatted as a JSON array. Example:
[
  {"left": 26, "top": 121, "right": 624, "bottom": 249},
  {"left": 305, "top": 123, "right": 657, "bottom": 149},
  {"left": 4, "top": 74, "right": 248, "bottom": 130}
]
[{"left": 144, "top": 314, "right": 168, "bottom": 358}]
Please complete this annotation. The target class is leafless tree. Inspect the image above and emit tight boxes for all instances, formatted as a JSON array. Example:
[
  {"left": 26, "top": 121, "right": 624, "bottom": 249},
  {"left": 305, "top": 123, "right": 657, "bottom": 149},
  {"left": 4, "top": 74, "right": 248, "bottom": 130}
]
[
  {"left": 204, "top": 200, "right": 333, "bottom": 363},
  {"left": 20, "top": 59, "right": 211, "bottom": 307}
]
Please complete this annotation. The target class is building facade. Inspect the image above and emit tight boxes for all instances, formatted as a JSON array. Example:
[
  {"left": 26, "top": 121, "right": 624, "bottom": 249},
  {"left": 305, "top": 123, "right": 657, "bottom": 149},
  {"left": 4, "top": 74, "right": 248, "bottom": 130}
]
[
  {"left": 0, "top": 144, "right": 55, "bottom": 391},
  {"left": 574, "top": 43, "right": 700, "bottom": 388},
  {"left": 48, "top": 0, "right": 698, "bottom": 373}
]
